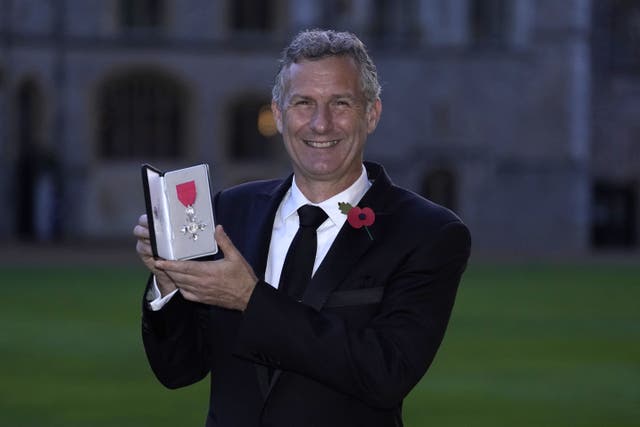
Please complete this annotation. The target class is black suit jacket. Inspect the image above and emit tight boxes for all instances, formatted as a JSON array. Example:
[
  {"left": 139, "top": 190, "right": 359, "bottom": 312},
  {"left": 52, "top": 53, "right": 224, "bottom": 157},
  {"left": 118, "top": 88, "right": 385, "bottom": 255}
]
[{"left": 142, "top": 162, "right": 471, "bottom": 426}]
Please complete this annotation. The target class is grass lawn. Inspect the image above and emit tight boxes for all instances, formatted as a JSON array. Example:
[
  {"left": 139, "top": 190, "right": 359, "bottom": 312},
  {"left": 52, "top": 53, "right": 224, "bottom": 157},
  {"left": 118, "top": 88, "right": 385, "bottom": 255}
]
[{"left": 1, "top": 262, "right": 638, "bottom": 426}]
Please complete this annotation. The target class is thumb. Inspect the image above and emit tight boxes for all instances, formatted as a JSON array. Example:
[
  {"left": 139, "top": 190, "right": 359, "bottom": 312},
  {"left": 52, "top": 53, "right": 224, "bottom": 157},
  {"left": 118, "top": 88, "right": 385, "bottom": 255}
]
[{"left": 215, "top": 224, "right": 241, "bottom": 260}]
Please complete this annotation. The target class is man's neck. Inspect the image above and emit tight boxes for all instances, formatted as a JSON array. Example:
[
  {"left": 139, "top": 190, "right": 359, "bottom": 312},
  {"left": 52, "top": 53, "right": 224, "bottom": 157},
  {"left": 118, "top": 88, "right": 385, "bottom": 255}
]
[{"left": 293, "top": 166, "right": 365, "bottom": 204}]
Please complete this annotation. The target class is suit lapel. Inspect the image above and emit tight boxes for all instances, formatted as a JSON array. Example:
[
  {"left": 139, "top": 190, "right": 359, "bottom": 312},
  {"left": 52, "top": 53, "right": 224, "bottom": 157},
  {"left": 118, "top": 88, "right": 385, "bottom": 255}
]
[
  {"left": 302, "top": 162, "right": 394, "bottom": 311},
  {"left": 302, "top": 220, "right": 374, "bottom": 310},
  {"left": 244, "top": 177, "right": 292, "bottom": 278}
]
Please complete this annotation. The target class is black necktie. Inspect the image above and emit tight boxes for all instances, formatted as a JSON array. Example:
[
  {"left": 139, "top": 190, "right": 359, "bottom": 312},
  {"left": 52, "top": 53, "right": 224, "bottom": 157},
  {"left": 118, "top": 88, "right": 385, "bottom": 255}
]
[{"left": 279, "top": 205, "right": 328, "bottom": 301}]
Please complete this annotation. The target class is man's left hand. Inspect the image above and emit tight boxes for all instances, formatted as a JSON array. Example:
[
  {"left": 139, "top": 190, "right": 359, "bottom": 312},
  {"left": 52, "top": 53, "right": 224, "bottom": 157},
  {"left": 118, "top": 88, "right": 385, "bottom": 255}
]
[{"left": 154, "top": 225, "right": 258, "bottom": 311}]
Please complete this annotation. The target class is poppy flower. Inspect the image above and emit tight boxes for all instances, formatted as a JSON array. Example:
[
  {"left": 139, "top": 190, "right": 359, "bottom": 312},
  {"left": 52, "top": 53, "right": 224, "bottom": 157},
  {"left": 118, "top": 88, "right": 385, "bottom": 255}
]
[
  {"left": 347, "top": 207, "right": 375, "bottom": 229},
  {"left": 338, "top": 202, "right": 375, "bottom": 240}
]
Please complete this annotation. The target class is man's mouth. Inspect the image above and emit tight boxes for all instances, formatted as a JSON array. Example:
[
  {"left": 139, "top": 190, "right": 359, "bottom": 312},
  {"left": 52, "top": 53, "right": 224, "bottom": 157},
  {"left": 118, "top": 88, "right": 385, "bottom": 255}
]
[{"left": 303, "top": 140, "right": 339, "bottom": 148}]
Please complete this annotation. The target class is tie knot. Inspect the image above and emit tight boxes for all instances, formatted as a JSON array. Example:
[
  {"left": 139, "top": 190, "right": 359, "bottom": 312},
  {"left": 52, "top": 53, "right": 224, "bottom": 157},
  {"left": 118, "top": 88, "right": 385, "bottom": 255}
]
[{"left": 297, "top": 205, "right": 328, "bottom": 229}]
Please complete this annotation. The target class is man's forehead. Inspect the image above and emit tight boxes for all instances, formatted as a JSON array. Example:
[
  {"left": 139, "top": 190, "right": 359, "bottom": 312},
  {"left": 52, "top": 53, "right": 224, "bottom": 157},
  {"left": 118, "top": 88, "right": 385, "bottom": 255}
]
[
  {"left": 283, "top": 57, "right": 362, "bottom": 97},
  {"left": 287, "top": 55, "right": 359, "bottom": 74}
]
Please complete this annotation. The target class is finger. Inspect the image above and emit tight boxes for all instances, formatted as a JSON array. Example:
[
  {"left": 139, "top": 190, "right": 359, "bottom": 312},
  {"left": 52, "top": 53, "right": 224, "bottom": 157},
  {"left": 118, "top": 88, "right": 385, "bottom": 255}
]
[
  {"left": 216, "top": 225, "right": 257, "bottom": 281},
  {"left": 161, "top": 270, "right": 197, "bottom": 286},
  {"left": 133, "top": 224, "right": 150, "bottom": 240},
  {"left": 136, "top": 240, "right": 153, "bottom": 257},
  {"left": 154, "top": 259, "right": 199, "bottom": 276},
  {"left": 179, "top": 288, "right": 201, "bottom": 303},
  {"left": 214, "top": 225, "right": 242, "bottom": 261},
  {"left": 138, "top": 214, "right": 148, "bottom": 227}
]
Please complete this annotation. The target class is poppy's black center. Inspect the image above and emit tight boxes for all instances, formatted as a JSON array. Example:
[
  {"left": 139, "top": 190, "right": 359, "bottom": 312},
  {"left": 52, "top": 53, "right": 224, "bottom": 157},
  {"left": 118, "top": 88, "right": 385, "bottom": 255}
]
[{"left": 358, "top": 213, "right": 366, "bottom": 220}]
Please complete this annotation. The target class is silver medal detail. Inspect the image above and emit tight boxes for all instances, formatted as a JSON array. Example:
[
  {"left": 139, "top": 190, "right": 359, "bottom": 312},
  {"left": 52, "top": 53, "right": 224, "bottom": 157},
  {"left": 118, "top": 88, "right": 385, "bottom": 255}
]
[{"left": 180, "top": 205, "right": 207, "bottom": 240}]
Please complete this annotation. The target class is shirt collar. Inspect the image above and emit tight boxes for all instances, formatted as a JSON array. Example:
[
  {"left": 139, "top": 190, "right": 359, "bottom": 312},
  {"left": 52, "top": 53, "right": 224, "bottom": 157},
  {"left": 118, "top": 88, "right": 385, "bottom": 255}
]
[{"left": 281, "top": 165, "right": 372, "bottom": 228}]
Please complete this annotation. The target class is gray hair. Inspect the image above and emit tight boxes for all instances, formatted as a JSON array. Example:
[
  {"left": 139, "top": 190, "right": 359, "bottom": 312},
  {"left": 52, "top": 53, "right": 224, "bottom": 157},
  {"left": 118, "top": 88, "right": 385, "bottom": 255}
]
[{"left": 272, "top": 29, "right": 381, "bottom": 108}]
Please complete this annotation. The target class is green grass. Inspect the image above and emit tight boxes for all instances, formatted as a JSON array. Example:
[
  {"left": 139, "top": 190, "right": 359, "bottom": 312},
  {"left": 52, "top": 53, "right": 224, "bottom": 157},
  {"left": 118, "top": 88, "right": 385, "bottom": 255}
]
[
  {"left": 1, "top": 263, "right": 638, "bottom": 426},
  {"left": 403, "top": 263, "right": 640, "bottom": 426}
]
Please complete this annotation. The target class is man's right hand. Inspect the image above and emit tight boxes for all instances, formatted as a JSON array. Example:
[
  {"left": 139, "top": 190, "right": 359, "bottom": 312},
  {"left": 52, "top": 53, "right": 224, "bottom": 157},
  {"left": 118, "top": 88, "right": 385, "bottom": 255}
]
[{"left": 133, "top": 214, "right": 177, "bottom": 297}]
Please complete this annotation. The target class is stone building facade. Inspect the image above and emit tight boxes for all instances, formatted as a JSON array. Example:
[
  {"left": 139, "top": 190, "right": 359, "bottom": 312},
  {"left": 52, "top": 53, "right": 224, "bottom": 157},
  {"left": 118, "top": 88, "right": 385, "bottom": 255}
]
[{"left": 0, "top": 0, "right": 638, "bottom": 255}]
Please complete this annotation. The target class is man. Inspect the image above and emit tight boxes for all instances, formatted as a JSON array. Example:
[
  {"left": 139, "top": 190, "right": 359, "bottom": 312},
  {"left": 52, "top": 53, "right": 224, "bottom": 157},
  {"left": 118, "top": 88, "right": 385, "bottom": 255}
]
[{"left": 134, "top": 29, "right": 471, "bottom": 426}]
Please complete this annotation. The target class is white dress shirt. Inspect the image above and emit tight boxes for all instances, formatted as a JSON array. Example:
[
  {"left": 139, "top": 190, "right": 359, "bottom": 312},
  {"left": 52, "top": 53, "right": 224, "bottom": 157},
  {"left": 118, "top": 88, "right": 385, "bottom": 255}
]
[{"left": 148, "top": 165, "right": 371, "bottom": 310}]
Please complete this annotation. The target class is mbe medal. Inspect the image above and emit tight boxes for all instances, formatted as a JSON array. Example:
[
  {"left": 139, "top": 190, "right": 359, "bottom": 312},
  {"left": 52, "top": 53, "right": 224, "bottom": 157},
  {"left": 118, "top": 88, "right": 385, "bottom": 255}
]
[{"left": 176, "top": 180, "right": 207, "bottom": 240}]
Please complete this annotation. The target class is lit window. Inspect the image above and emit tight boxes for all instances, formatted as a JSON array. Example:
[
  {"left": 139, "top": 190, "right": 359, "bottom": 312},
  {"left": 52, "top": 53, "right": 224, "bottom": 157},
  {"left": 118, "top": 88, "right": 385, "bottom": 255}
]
[
  {"left": 257, "top": 105, "right": 278, "bottom": 138},
  {"left": 229, "top": 99, "right": 279, "bottom": 161},
  {"left": 98, "top": 71, "right": 186, "bottom": 159}
]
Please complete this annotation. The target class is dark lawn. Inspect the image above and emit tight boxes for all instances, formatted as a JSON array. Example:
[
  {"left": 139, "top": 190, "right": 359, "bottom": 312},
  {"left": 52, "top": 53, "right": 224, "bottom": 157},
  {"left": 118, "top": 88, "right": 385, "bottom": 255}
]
[{"left": 1, "top": 263, "right": 638, "bottom": 426}]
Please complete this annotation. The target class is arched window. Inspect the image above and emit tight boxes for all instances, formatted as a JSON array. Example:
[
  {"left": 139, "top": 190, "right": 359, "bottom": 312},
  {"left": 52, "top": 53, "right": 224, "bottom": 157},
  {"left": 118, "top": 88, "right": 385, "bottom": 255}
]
[
  {"left": 228, "top": 97, "right": 279, "bottom": 161},
  {"left": 98, "top": 70, "right": 186, "bottom": 159},
  {"left": 421, "top": 169, "right": 457, "bottom": 212}
]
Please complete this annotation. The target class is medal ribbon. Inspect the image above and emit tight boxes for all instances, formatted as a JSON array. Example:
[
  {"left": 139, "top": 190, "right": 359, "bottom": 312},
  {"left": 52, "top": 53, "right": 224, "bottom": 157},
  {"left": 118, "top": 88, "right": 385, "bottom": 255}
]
[{"left": 176, "top": 181, "right": 196, "bottom": 206}]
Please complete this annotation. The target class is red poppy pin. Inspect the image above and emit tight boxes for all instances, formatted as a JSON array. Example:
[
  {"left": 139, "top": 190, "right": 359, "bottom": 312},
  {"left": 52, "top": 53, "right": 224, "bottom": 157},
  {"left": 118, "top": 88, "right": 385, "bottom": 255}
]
[{"left": 338, "top": 202, "right": 375, "bottom": 240}]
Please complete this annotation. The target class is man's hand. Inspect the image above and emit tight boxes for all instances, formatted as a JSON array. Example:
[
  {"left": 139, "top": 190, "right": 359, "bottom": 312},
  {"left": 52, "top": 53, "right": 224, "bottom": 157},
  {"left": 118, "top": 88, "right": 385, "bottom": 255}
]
[
  {"left": 132, "top": 214, "right": 177, "bottom": 296},
  {"left": 153, "top": 225, "right": 258, "bottom": 311}
]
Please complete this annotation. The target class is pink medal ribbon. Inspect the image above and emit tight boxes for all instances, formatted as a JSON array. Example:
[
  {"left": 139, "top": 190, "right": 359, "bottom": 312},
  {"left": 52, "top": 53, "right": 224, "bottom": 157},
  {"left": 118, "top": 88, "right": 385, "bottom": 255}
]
[
  {"left": 176, "top": 180, "right": 206, "bottom": 240},
  {"left": 176, "top": 181, "right": 196, "bottom": 207}
]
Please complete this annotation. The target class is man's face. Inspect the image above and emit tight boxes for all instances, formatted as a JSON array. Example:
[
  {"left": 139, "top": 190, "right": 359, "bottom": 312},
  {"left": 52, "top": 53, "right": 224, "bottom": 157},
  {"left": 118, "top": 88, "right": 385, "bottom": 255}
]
[{"left": 272, "top": 56, "right": 381, "bottom": 193}]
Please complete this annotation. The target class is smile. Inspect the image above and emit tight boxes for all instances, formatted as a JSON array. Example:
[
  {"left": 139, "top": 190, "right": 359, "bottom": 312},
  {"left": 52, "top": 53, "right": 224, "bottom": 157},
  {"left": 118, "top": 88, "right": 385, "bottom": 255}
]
[{"left": 303, "top": 140, "right": 339, "bottom": 148}]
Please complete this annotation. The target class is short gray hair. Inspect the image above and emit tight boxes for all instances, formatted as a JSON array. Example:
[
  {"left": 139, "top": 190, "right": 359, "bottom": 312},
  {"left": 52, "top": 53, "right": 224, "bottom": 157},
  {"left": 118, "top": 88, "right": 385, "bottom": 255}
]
[{"left": 272, "top": 29, "right": 381, "bottom": 108}]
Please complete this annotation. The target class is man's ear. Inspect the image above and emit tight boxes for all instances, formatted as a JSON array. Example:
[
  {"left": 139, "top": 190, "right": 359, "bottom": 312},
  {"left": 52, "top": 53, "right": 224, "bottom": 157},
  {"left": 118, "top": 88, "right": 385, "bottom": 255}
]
[
  {"left": 366, "top": 98, "right": 382, "bottom": 134},
  {"left": 271, "top": 100, "right": 283, "bottom": 133}
]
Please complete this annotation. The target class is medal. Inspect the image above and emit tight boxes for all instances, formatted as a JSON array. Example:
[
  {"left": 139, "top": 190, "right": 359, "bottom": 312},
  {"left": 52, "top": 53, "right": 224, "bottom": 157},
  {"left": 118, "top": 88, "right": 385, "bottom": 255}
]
[{"left": 176, "top": 180, "right": 207, "bottom": 240}]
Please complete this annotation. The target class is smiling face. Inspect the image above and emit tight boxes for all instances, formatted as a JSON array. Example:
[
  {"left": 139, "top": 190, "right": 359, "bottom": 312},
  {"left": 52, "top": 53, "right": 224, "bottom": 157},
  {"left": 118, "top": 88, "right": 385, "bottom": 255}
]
[{"left": 272, "top": 55, "right": 381, "bottom": 199}]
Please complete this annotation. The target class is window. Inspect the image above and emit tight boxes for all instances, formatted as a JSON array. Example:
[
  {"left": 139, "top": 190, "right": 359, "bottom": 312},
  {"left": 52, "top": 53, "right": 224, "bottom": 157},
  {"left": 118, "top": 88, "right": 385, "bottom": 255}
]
[
  {"left": 322, "top": 0, "right": 354, "bottom": 31},
  {"left": 469, "top": 0, "right": 510, "bottom": 46},
  {"left": 119, "top": 0, "right": 165, "bottom": 30},
  {"left": 230, "top": 0, "right": 274, "bottom": 32},
  {"left": 228, "top": 98, "right": 279, "bottom": 161},
  {"left": 609, "top": 0, "right": 640, "bottom": 71},
  {"left": 99, "top": 71, "right": 186, "bottom": 159},
  {"left": 421, "top": 169, "right": 457, "bottom": 212},
  {"left": 591, "top": 181, "right": 637, "bottom": 248},
  {"left": 370, "top": 0, "right": 420, "bottom": 43}
]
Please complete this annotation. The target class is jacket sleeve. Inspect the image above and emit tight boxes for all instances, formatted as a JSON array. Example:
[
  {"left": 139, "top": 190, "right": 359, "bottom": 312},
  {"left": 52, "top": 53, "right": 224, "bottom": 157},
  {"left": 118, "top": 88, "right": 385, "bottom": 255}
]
[
  {"left": 141, "top": 190, "right": 233, "bottom": 389},
  {"left": 233, "top": 220, "right": 471, "bottom": 409},
  {"left": 141, "top": 277, "right": 214, "bottom": 389}
]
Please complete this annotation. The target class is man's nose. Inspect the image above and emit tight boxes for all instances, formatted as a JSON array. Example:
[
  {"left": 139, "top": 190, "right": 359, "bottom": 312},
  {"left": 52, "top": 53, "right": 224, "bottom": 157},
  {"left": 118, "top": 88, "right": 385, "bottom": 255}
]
[{"left": 309, "top": 104, "right": 332, "bottom": 133}]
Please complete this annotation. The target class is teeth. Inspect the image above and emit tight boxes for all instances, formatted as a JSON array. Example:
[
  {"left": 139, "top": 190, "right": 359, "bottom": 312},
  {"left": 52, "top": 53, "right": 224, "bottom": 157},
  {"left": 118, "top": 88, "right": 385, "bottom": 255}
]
[{"left": 304, "top": 140, "right": 338, "bottom": 148}]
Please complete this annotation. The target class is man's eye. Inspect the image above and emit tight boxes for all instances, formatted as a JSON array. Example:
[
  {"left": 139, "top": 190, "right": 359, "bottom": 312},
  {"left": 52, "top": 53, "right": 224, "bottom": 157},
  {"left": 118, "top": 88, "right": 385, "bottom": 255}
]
[
  {"left": 334, "top": 100, "right": 351, "bottom": 107},
  {"left": 294, "top": 100, "right": 310, "bottom": 106}
]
